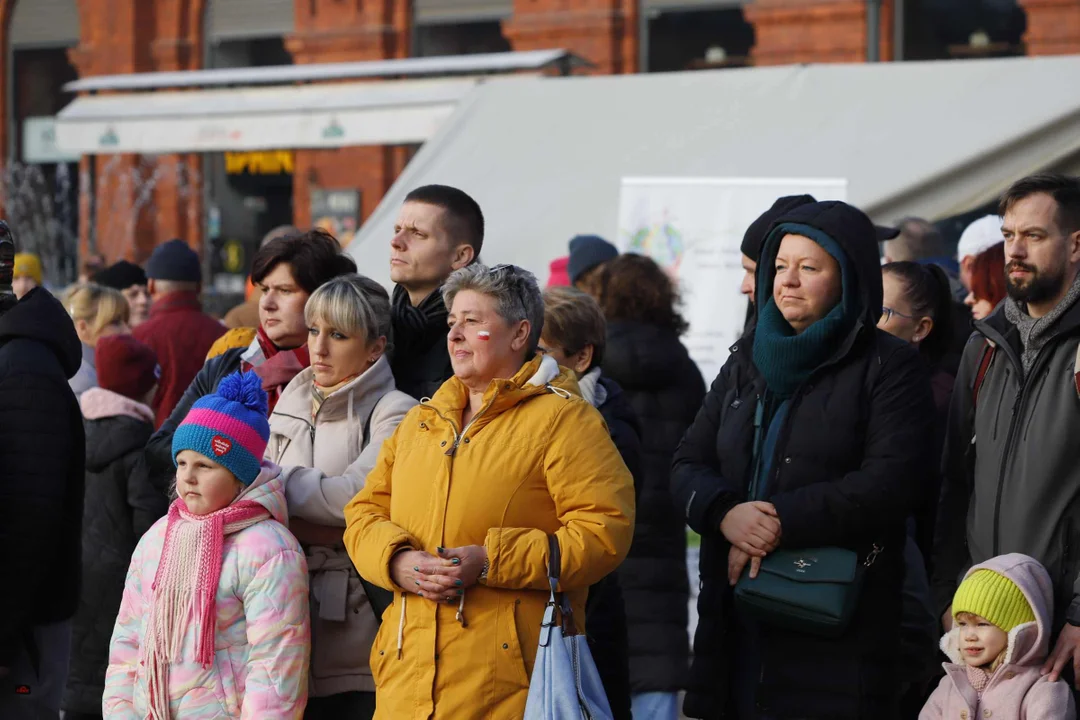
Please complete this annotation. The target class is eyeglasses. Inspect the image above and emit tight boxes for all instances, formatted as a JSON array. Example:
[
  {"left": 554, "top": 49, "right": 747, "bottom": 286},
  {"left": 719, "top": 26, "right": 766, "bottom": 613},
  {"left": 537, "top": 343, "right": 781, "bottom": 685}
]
[{"left": 880, "top": 306, "right": 917, "bottom": 323}]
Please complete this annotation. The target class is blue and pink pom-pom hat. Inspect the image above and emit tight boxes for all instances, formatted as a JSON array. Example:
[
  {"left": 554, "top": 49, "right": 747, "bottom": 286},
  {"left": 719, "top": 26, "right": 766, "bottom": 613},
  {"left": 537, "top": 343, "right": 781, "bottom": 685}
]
[{"left": 172, "top": 371, "right": 270, "bottom": 486}]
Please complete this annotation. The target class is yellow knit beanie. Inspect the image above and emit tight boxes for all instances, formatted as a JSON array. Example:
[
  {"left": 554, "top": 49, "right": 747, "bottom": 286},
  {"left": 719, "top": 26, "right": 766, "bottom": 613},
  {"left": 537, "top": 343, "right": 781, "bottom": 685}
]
[
  {"left": 953, "top": 569, "right": 1035, "bottom": 632},
  {"left": 13, "top": 253, "right": 42, "bottom": 285}
]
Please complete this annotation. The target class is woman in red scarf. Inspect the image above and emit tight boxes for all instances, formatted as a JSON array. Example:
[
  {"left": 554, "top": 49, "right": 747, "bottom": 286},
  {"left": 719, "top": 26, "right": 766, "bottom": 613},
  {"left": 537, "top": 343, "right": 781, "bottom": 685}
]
[{"left": 146, "top": 229, "right": 356, "bottom": 492}]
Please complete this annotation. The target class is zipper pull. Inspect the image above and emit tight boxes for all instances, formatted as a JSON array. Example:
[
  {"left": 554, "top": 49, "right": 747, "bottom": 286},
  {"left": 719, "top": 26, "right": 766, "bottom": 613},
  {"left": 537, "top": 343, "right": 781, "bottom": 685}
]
[{"left": 754, "top": 396, "right": 764, "bottom": 430}]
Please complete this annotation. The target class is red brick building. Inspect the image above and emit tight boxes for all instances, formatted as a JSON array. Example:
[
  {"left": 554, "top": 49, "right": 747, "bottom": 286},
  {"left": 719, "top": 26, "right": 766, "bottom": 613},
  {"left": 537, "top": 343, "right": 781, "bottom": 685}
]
[{"left": 0, "top": 0, "right": 1076, "bottom": 282}]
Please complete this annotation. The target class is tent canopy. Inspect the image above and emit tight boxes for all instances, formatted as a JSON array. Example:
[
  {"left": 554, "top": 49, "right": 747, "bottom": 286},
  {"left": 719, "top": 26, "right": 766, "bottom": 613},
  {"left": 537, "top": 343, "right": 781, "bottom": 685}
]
[{"left": 347, "top": 55, "right": 1080, "bottom": 286}]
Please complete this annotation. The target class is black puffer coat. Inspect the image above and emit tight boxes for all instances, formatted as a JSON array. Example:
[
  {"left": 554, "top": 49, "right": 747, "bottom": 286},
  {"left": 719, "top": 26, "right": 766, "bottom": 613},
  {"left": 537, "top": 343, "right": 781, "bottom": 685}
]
[
  {"left": 671, "top": 201, "right": 936, "bottom": 719},
  {"left": 63, "top": 393, "right": 167, "bottom": 713},
  {"left": 603, "top": 320, "right": 704, "bottom": 694},
  {"left": 0, "top": 288, "right": 85, "bottom": 666},
  {"left": 587, "top": 375, "right": 643, "bottom": 719}
]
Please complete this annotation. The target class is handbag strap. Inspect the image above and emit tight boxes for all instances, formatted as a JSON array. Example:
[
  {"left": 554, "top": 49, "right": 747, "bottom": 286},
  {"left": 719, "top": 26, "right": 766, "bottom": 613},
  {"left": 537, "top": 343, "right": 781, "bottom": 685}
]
[{"left": 540, "top": 534, "right": 577, "bottom": 647}]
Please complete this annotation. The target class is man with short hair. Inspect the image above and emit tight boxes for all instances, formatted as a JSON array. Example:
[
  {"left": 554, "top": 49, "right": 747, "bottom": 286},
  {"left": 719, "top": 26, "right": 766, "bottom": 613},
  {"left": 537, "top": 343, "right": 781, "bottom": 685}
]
[
  {"left": 389, "top": 184, "right": 483, "bottom": 400},
  {"left": 133, "top": 238, "right": 227, "bottom": 427},
  {"left": 0, "top": 220, "right": 85, "bottom": 719},
  {"left": 93, "top": 260, "right": 151, "bottom": 327},
  {"left": 933, "top": 173, "right": 1080, "bottom": 688}
]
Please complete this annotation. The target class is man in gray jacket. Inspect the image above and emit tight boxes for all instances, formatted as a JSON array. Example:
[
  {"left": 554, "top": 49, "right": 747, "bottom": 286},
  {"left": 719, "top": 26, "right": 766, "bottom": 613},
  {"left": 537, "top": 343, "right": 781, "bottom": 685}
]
[{"left": 933, "top": 173, "right": 1080, "bottom": 687}]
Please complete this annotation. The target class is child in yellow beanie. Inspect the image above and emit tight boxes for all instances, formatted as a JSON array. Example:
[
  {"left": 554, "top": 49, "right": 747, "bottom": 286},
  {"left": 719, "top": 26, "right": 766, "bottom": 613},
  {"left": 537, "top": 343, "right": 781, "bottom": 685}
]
[
  {"left": 920, "top": 553, "right": 1075, "bottom": 719},
  {"left": 12, "top": 252, "right": 42, "bottom": 299}
]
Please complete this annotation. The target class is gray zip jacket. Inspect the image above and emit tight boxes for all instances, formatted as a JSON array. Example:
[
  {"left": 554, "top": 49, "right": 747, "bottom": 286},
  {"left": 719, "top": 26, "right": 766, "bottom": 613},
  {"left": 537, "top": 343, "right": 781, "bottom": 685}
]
[{"left": 933, "top": 298, "right": 1080, "bottom": 627}]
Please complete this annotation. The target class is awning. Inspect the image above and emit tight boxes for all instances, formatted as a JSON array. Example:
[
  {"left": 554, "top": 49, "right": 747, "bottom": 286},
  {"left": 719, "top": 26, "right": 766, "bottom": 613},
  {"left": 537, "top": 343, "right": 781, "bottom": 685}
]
[
  {"left": 54, "top": 76, "right": 529, "bottom": 154},
  {"left": 346, "top": 55, "right": 1080, "bottom": 288}
]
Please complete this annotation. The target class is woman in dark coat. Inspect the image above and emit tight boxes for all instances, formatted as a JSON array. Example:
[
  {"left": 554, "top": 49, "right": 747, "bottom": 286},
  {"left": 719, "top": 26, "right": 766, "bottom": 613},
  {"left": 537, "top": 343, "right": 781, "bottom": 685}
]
[
  {"left": 672, "top": 201, "right": 936, "bottom": 719},
  {"left": 598, "top": 254, "right": 705, "bottom": 719}
]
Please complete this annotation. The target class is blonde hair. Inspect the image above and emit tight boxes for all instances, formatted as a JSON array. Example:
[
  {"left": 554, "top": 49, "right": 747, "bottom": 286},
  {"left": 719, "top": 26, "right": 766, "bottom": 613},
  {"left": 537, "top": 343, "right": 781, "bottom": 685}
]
[
  {"left": 304, "top": 274, "right": 393, "bottom": 352},
  {"left": 63, "top": 283, "right": 130, "bottom": 341}
]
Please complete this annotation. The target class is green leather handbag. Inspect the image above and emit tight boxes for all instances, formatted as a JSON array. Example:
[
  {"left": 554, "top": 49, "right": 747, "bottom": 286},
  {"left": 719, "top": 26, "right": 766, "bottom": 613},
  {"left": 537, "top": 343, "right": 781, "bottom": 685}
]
[{"left": 733, "top": 545, "right": 880, "bottom": 638}]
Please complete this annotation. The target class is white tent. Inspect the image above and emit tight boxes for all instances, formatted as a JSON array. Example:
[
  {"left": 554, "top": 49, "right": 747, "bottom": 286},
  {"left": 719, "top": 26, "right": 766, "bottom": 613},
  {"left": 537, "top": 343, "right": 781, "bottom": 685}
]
[{"left": 346, "top": 54, "right": 1080, "bottom": 285}]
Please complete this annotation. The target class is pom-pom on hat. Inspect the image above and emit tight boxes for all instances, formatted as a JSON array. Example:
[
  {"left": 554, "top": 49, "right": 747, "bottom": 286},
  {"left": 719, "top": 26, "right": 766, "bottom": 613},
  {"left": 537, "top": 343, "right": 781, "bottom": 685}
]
[
  {"left": 953, "top": 569, "right": 1035, "bottom": 633},
  {"left": 172, "top": 371, "right": 269, "bottom": 485}
]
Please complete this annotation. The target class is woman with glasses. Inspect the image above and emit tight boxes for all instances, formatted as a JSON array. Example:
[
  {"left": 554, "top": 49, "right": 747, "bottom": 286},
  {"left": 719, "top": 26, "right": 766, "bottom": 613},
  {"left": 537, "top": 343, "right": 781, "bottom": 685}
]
[
  {"left": 672, "top": 201, "right": 936, "bottom": 719},
  {"left": 343, "top": 263, "right": 635, "bottom": 720}
]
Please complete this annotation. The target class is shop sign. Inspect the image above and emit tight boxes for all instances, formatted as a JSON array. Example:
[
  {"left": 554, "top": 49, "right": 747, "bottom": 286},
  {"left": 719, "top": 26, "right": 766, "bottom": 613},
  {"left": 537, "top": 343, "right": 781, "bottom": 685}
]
[
  {"left": 23, "top": 116, "right": 81, "bottom": 164},
  {"left": 311, "top": 189, "right": 360, "bottom": 247},
  {"left": 225, "top": 150, "right": 294, "bottom": 176}
]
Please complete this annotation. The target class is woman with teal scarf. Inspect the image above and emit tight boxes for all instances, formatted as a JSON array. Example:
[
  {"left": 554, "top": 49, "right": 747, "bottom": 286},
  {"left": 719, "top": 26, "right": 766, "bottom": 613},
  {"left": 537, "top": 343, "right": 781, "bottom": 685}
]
[{"left": 672, "top": 201, "right": 937, "bottom": 719}]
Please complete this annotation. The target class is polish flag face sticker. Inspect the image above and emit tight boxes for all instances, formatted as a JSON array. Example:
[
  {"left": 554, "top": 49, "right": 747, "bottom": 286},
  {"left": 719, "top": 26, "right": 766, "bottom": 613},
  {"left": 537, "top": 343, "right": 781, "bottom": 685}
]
[{"left": 211, "top": 435, "right": 232, "bottom": 457}]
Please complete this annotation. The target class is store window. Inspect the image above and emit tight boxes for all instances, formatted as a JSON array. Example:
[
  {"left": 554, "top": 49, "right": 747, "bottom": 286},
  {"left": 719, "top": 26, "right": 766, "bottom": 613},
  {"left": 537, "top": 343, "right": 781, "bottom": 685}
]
[
  {"left": 414, "top": 22, "right": 511, "bottom": 57},
  {"left": 901, "top": 0, "right": 1025, "bottom": 61},
  {"left": 645, "top": 7, "right": 754, "bottom": 73}
]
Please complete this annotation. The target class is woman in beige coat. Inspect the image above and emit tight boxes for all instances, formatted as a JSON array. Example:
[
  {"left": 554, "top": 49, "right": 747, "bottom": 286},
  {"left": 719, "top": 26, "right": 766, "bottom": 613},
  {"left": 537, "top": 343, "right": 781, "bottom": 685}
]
[{"left": 266, "top": 274, "right": 416, "bottom": 720}]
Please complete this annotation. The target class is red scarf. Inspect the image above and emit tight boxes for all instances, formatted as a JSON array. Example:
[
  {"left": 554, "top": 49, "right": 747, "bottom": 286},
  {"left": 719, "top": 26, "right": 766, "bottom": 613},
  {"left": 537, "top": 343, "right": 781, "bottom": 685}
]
[{"left": 243, "top": 326, "right": 310, "bottom": 414}]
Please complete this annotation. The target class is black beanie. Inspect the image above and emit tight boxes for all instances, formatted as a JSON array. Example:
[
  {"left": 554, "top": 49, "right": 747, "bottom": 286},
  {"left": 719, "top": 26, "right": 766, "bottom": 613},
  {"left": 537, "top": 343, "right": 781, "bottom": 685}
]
[
  {"left": 93, "top": 260, "right": 146, "bottom": 290},
  {"left": 740, "top": 195, "right": 817, "bottom": 262},
  {"left": 145, "top": 239, "right": 201, "bottom": 283}
]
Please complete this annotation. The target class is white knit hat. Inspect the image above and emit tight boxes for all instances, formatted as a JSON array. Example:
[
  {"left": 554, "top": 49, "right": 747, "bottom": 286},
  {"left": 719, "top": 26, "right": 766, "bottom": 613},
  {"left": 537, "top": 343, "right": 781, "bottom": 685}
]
[{"left": 957, "top": 215, "right": 1004, "bottom": 260}]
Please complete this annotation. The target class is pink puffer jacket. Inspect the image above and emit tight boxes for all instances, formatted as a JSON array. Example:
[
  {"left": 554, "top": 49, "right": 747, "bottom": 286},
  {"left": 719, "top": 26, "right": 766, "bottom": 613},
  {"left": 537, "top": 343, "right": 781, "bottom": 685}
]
[
  {"left": 103, "top": 463, "right": 311, "bottom": 719},
  {"left": 920, "top": 554, "right": 1076, "bottom": 720}
]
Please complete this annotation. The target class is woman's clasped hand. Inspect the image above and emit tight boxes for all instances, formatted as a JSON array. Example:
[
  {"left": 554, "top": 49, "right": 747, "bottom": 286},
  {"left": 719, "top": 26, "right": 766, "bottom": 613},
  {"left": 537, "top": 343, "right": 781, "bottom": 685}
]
[
  {"left": 390, "top": 546, "right": 488, "bottom": 602},
  {"left": 720, "top": 501, "right": 781, "bottom": 585}
]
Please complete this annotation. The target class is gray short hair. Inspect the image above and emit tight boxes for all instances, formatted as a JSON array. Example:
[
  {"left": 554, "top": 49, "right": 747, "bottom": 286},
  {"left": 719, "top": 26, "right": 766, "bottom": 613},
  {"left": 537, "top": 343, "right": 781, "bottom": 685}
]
[
  {"left": 442, "top": 263, "right": 544, "bottom": 354},
  {"left": 305, "top": 273, "right": 393, "bottom": 353}
]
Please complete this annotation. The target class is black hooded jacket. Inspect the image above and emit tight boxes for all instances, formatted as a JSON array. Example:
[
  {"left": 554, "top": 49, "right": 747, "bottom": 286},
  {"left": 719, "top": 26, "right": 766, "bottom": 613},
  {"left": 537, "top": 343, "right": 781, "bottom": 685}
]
[
  {"left": 603, "top": 320, "right": 705, "bottom": 694},
  {"left": 671, "top": 202, "right": 936, "bottom": 719},
  {"left": 64, "top": 399, "right": 167, "bottom": 713},
  {"left": 0, "top": 287, "right": 85, "bottom": 665}
]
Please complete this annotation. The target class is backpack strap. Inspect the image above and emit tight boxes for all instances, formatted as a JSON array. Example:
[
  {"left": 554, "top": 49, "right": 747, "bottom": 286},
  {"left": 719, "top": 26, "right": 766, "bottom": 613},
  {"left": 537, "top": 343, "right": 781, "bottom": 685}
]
[{"left": 971, "top": 339, "right": 996, "bottom": 410}]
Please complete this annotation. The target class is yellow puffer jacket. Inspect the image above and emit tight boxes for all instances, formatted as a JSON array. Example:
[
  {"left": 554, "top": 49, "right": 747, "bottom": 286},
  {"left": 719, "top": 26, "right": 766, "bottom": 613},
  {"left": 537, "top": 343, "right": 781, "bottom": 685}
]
[{"left": 343, "top": 354, "right": 635, "bottom": 719}]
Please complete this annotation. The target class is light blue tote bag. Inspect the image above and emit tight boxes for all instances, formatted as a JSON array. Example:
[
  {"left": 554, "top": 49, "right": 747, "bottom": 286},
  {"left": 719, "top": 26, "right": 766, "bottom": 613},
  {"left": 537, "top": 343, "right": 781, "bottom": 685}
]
[{"left": 523, "top": 534, "right": 614, "bottom": 720}]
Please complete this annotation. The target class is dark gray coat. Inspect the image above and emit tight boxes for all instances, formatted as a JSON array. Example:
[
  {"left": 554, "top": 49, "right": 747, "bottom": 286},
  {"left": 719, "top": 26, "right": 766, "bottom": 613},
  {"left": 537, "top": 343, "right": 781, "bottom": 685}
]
[{"left": 933, "top": 296, "right": 1080, "bottom": 628}]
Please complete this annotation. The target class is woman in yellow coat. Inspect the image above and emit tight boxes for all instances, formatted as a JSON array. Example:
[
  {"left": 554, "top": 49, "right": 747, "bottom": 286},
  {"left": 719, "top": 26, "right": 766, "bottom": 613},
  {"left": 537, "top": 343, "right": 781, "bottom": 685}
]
[{"left": 344, "top": 263, "right": 636, "bottom": 719}]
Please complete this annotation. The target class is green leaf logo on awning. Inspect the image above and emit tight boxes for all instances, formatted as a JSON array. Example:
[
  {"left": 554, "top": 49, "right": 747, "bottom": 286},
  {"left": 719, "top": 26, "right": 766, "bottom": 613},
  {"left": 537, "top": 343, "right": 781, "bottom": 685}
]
[
  {"left": 321, "top": 118, "right": 344, "bottom": 140},
  {"left": 99, "top": 127, "right": 119, "bottom": 147}
]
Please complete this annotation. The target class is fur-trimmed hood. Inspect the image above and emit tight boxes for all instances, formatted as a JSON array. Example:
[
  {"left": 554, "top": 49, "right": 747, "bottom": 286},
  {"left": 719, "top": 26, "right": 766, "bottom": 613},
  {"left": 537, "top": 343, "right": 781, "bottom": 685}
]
[{"left": 940, "top": 553, "right": 1053, "bottom": 668}]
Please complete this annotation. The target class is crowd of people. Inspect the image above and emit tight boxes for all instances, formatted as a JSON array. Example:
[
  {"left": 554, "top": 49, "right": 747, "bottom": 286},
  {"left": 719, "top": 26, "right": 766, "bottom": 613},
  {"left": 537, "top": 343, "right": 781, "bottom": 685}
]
[{"left": 0, "top": 173, "right": 1078, "bottom": 720}]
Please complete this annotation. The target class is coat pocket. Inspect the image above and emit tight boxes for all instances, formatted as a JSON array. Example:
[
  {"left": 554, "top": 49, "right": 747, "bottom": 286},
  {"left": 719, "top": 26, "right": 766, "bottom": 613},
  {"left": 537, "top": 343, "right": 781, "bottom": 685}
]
[
  {"left": 215, "top": 648, "right": 241, "bottom": 717},
  {"left": 311, "top": 567, "right": 378, "bottom": 683},
  {"left": 494, "top": 600, "right": 531, "bottom": 693}
]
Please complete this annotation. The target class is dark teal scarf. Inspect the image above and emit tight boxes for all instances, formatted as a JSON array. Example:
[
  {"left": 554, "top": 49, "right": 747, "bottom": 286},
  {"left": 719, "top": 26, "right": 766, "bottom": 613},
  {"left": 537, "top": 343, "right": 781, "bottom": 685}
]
[{"left": 752, "top": 223, "right": 859, "bottom": 399}]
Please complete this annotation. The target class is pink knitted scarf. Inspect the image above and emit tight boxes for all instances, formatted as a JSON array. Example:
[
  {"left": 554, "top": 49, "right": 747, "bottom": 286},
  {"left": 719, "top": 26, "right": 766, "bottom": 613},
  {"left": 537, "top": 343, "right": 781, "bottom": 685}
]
[{"left": 144, "top": 498, "right": 268, "bottom": 720}]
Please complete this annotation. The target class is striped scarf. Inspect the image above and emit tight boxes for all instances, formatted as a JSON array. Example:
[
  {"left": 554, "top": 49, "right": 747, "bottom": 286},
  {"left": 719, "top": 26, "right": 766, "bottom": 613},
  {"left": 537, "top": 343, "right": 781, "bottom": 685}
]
[{"left": 144, "top": 498, "right": 268, "bottom": 720}]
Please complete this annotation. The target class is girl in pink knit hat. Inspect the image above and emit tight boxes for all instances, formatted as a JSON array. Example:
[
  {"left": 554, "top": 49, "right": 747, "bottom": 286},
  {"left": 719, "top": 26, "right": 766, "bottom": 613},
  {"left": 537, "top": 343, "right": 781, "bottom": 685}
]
[{"left": 104, "top": 371, "right": 311, "bottom": 719}]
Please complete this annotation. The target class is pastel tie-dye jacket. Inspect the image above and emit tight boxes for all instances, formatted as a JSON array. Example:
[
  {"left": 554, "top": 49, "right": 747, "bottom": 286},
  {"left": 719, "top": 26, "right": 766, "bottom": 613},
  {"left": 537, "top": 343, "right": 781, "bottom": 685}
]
[{"left": 104, "top": 462, "right": 311, "bottom": 719}]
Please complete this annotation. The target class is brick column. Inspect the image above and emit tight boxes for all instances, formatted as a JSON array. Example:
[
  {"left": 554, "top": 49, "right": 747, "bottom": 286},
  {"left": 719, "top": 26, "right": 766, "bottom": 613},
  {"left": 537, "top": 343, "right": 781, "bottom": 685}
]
[
  {"left": 745, "top": 0, "right": 894, "bottom": 66},
  {"left": 68, "top": 0, "right": 160, "bottom": 263},
  {"left": 504, "top": 0, "right": 638, "bottom": 75},
  {"left": 1018, "top": 0, "right": 1080, "bottom": 55},
  {"left": 286, "top": 0, "right": 412, "bottom": 230}
]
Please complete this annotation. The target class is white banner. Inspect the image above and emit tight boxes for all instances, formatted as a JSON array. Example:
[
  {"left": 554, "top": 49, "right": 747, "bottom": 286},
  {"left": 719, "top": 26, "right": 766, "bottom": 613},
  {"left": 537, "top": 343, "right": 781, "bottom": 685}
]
[{"left": 616, "top": 177, "right": 847, "bottom": 384}]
